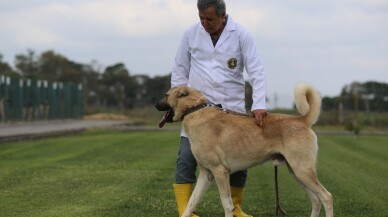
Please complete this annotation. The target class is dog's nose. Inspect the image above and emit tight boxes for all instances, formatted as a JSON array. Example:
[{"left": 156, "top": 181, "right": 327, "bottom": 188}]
[{"left": 155, "top": 102, "right": 169, "bottom": 111}]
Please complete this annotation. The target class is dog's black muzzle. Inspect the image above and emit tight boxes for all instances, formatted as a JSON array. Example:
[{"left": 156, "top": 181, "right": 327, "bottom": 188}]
[{"left": 155, "top": 102, "right": 174, "bottom": 128}]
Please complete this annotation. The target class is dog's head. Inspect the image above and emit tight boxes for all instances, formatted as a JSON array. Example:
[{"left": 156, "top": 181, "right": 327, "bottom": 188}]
[{"left": 155, "top": 85, "right": 207, "bottom": 128}]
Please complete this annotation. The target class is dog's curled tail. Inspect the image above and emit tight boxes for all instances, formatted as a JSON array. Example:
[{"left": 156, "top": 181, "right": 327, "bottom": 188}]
[{"left": 294, "top": 83, "right": 321, "bottom": 126}]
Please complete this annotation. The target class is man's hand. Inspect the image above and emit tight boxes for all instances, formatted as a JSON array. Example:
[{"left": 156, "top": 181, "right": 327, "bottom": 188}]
[{"left": 252, "top": 109, "right": 267, "bottom": 127}]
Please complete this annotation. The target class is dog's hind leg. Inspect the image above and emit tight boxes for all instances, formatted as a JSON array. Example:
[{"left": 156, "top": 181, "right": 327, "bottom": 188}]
[
  {"left": 212, "top": 166, "right": 234, "bottom": 217},
  {"left": 306, "top": 189, "right": 322, "bottom": 217},
  {"left": 286, "top": 160, "right": 333, "bottom": 217},
  {"left": 182, "top": 165, "right": 213, "bottom": 217},
  {"left": 285, "top": 162, "right": 321, "bottom": 216}
]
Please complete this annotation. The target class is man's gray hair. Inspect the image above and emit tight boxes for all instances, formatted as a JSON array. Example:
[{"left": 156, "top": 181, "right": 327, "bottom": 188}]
[{"left": 197, "top": 0, "right": 226, "bottom": 16}]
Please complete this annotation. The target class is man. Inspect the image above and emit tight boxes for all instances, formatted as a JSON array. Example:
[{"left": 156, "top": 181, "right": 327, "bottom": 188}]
[{"left": 171, "top": 0, "right": 267, "bottom": 216}]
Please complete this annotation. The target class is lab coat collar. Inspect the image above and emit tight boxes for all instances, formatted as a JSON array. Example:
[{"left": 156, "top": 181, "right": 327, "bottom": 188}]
[
  {"left": 200, "top": 15, "right": 237, "bottom": 51},
  {"left": 215, "top": 15, "right": 236, "bottom": 49}
]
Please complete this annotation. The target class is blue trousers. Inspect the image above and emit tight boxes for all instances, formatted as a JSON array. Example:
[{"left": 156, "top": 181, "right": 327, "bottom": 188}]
[{"left": 175, "top": 136, "right": 248, "bottom": 187}]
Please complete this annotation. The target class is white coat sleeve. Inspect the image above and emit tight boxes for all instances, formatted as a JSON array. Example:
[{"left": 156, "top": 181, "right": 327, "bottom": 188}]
[
  {"left": 171, "top": 31, "right": 191, "bottom": 87},
  {"left": 241, "top": 31, "right": 267, "bottom": 111}
]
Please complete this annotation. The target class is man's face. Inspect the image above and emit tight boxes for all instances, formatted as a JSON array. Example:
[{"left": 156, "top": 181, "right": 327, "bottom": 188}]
[{"left": 199, "top": 6, "right": 225, "bottom": 35}]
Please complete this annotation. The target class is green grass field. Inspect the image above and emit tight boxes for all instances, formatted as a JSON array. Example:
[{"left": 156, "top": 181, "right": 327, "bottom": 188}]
[{"left": 0, "top": 130, "right": 387, "bottom": 217}]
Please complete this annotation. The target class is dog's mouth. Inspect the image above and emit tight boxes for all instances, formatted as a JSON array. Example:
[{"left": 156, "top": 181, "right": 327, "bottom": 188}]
[
  {"left": 158, "top": 109, "right": 174, "bottom": 128},
  {"left": 155, "top": 100, "right": 174, "bottom": 128}
]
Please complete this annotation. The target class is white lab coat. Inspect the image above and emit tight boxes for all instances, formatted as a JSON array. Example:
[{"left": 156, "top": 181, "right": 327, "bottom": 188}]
[{"left": 171, "top": 15, "right": 266, "bottom": 136}]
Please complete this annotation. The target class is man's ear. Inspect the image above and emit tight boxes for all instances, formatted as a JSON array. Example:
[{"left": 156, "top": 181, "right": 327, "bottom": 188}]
[{"left": 176, "top": 89, "right": 189, "bottom": 97}]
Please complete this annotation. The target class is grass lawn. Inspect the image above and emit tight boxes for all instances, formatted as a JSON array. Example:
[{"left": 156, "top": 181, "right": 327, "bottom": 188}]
[{"left": 0, "top": 129, "right": 387, "bottom": 217}]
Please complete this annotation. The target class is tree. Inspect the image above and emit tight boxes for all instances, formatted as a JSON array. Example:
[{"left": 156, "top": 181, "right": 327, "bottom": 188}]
[
  {"left": 0, "top": 53, "right": 20, "bottom": 78},
  {"left": 100, "top": 63, "right": 136, "bottom": 110},
  {"left": 14, "top": 49, "right": 87, "bottom": 83},
  {"left": 143, "top": 74, "right": 170, "bottom": 106},
  {"left": 39, "top": 50, "right": 85, "bottom": 83},
  {"left": 363, "top": 81, "right": 388, "bottom": 112},
  {"left": 81, "top": 60, "right": 103, "bottom": 111},
  {"left": 14, "top": 49, "right": 39, "bottom": 78},
  {"left": 322, "top": 81, "right": 388, "bottom": 112},
  {"left": 322, "top": 96, "right": 339, "bottom": 111}
]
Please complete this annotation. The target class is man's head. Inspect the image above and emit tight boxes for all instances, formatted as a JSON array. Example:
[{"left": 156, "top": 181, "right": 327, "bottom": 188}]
[{"left": 197, "top": 0, "right": 226, "bottom": 35}]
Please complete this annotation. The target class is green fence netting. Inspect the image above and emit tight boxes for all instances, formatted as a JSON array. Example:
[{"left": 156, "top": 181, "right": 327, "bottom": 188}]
[{"left": 0, "top": 76, "right": 83, "bottom": 122}]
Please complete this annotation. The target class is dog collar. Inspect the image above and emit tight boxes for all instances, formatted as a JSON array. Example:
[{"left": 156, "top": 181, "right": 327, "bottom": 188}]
[{"left": 181, "top": 102, "right": 222, "bottom": 120}]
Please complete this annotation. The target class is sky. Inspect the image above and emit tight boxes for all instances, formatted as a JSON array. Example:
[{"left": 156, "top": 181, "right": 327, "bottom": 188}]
[{"left": 0, "top": 0, "right": 387, "bottom": 108}]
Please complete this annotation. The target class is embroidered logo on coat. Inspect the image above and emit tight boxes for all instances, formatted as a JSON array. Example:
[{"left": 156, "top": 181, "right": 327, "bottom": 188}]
[{"left": 227, "top": 58, "right": 238, "bottom": 69}]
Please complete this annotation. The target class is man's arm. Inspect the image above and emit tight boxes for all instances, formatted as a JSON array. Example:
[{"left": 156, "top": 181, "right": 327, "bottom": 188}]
[
  {"left": 171, "top": 31, "right": 191, "bottom": 87},
  {"left": 241, "top": 30, "right": 267, "bottom": 126}
]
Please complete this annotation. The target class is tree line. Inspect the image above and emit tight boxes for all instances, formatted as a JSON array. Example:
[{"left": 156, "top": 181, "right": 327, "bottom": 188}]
[
  {"left": 1, "top": 49, "right": 387, "bottom": 113},
  {"left": 322, "top": 81, "right": 388, "bottom": 112},
  {"left": 0, "top": 49, "right": 170, "bottom": 112}
]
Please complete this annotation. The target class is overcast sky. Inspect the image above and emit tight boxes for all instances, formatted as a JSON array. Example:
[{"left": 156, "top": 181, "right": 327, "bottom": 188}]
[{"left": 0, "top": 0, "right": 387, "bottom": 108}]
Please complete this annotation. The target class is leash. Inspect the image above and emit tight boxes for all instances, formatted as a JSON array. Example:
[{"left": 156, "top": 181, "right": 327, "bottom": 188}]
[{"left": 181, "top": 101, "right": 250, "bottom": 120}]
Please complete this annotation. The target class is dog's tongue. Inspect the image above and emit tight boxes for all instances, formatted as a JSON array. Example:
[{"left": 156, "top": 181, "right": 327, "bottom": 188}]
[{"left": 159, "top": 111, "right": 169, "bottom": 128}]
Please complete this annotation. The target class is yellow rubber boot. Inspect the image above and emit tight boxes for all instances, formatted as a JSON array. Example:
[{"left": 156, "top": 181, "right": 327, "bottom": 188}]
[
  {"left": 172, "top": 183, "right": 199, "bottom": 217},
  {"left": 231, "top": 186, "right": 253, "bottom": 217}
]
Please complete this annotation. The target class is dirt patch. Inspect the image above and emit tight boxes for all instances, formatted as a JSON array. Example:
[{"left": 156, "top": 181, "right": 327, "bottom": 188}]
[{"left": 84, "top": 113, "right": 129, "bottom": 120}]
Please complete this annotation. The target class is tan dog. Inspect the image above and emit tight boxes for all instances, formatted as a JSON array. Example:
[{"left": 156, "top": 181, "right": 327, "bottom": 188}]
[{"left": 156, "top": 84, "right": 333, "bottom": 217}]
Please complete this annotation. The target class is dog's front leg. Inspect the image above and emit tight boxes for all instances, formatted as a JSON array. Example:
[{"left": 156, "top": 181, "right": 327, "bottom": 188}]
[
  {"left": 181, "top": 166, "right": 213, "bottom": 217},
  {"left": 212, "top": 166, "right": 234, "bottom": 217}
]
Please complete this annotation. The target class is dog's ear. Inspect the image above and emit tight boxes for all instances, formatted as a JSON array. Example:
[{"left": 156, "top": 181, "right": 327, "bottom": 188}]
[{"left": 176, "top": 89, "right": 189, "bottom": 98}]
